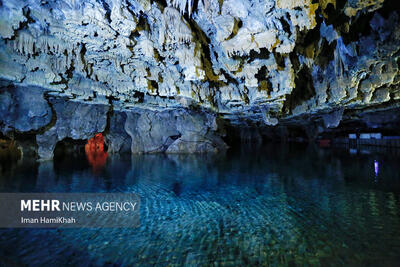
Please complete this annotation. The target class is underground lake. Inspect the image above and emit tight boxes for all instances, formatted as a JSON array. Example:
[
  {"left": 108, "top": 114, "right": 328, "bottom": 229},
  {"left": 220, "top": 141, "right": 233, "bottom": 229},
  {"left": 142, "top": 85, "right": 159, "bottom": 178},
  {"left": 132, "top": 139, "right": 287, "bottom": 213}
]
[{"left": 1, "top": 144, "right": 400, "bottom": 266}]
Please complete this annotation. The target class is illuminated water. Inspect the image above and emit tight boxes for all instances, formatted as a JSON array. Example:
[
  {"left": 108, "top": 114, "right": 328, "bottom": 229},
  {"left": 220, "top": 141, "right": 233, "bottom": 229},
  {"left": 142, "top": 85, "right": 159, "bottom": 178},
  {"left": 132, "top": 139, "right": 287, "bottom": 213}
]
[{"left": 1, "top": 144, "right": 400, "bottom": 266}]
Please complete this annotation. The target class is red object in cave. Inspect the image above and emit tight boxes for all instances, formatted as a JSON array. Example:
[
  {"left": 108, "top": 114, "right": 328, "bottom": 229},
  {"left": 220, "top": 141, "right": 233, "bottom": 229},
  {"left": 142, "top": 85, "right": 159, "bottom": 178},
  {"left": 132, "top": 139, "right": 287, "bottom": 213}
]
[
  {"left": 85, "top": 133, "right": 108, "bottom": 172},
  {"left": 319, "top": 139, "right": 331, "bottom": 147}
]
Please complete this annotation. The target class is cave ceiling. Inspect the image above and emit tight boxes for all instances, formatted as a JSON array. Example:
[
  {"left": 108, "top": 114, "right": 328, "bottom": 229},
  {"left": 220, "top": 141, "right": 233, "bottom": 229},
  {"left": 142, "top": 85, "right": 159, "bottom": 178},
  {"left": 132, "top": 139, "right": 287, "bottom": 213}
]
[{"left": 0, "top": 0, "right": 399, "bottom": 126}]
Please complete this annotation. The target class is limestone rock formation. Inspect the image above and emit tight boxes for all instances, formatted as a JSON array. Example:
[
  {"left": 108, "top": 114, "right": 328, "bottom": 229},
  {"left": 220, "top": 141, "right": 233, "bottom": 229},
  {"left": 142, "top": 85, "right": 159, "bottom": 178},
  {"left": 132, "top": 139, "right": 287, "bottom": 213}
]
[
  {"left": 0, "top": 84, "right": 52, "bottom": 134},
  {"left": 106, "top": 111, "right": 132, "bottom": 153},
  {"left": 124, "top": 108, "right": 227, "bottom": 153},
  {"left": 322, "top": 108, "right": 344, "bottom": 128},
  {"left": 0, "top": 84, "right": 226, "bottom": 159},
  {"left": 36, "top": 97, "right": 109, "bottom": 159},
  {"left": 0, "top": 0, "right": 399, "bottom": 154}
]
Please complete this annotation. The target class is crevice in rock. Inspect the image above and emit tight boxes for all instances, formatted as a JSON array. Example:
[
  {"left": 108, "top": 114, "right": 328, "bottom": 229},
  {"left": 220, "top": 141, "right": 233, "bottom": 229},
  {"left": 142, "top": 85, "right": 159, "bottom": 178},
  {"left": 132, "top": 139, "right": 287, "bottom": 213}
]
[
  {"left": 53, "top": 138, "right": 90, "bottom": 172},
  {"left": 248, "top": 48, "right": 270, "bottom": 63},
  {"left": 39, "top": 92, "right": 57, "bottom": 135},
  {"left": 0, "top": 136, "right": 22, "bottom": 165},
  {"left": 103, "top": 96, "right": 115, "bottom": 137},
  {"left": 279, "top": 16, "right": 291, "bottom": 35},
  {"left": 220, "top": 69, "right": 238, "bottom": 86},
  {"left": 378, "top": 0, "right": 400, "bottom": 18},
  {"left": 341, "top": 11, "right": 374, "bottom": 45},
  {"left": 225, "top": 18, "right": 242, "bottom": 41},
  {"left": 6, "top": 6, "right": 35, "bottom": 41},
  {"left": 283, "top": 65, "right": 316, "bottom": 114},
  {"left": 314, "top": 39, "right": 336, "bottom": 68},
  {"left": 273, "top": 52, "right": 286, "bottom": 71},
  {"left": 100, "top": 1, "right": 112, "bottom": 23},
  {"left": 150, "top": 0, "right": 167, "bottom": 11},
  {"left": 134, "top": 12, "right": 151, "bottom": 35},
  {"left": 185, "top": 15, "right": 224, "bottom": 85},
  {"left": 54, "top": 138, "right": 87, "bottom": 159},
  {"left": 255, "top": 66, "right": 271, "bottom": 96},
  {"left": 323, "top": 0, "right": 347, "bottom": 27}
]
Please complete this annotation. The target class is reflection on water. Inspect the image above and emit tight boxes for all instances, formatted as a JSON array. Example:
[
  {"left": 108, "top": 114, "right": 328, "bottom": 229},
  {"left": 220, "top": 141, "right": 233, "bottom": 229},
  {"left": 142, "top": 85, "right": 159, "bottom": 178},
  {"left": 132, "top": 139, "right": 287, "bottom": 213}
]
[
  {"left": 85, "top": 133, "right": 108, "bottom": 173},
  {"left": 374, "top": 160, "right": 379, "bottom": 178},
  {"left": 0, "top": 144, "right": 400, "bottom": 266}
]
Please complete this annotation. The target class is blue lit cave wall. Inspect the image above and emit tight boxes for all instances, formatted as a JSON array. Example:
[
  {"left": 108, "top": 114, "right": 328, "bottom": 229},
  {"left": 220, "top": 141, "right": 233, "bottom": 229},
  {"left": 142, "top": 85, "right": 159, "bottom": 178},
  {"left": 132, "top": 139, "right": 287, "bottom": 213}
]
[{"left": 0, "top": 0, "right": 400, "bottom": 159}]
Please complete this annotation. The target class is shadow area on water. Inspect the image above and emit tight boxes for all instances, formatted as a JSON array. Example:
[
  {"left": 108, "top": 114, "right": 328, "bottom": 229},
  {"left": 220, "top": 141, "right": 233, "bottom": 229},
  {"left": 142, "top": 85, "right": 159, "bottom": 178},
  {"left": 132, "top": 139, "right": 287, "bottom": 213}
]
[{"left": 1, "top": 142, "right": 400, "bottom": 194}]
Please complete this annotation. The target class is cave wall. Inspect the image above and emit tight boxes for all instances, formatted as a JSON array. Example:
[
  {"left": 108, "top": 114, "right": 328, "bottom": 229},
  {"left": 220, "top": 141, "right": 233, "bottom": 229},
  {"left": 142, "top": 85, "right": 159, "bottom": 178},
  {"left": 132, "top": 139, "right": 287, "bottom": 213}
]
[{"left": 0, "top": 84, "right": 227, "bottom": 159}]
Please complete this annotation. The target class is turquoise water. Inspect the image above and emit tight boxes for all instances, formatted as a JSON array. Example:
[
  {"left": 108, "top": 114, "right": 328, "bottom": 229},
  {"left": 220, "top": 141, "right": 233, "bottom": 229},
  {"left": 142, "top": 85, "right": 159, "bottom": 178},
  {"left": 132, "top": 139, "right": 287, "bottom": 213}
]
[{"left": 1, "top": 144, "right": 400, "bottom": 266}]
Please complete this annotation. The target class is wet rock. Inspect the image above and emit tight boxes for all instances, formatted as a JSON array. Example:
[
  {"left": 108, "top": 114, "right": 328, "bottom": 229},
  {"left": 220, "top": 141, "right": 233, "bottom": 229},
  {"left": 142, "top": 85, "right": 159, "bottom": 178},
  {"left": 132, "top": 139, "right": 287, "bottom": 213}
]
[
  {"left": 125, "top": 108, "right": 227, "bottom": 154},
  {"left": 0, "top": 85, "right": 52, "bottom": 135},
  {"left": 125, "top": 109, "right": 180, "bottom": 153},
  {"left": 322, "top": 108, "right": 344, "bottom": 129},
  {"left": 105, "top": 111, "right": 132, "bottom": 153},
  {"left": 0, "top": 83, "right": 228, "bottom": 158},
  {"left": 0, "top": 0, "right": 399, "bottom": 138},
  {"left": 36, "top": 128, "right": 58, "bottom": 160},
  {"left": 167, "top": 110, "right": 227, "bottom": 153},
  {"left": 344, "top": 0, "right": 385, "bottom": 17},
  {"left": 0, "top": 139, "right": 22, "bottom": 162},
  {"left": 36, "top": 98, "right": 108, "bottom": 159},
  {"left": 0, "top": 0, "right": 383, "bottom": 126},
  {"left": 262, "top": 113, "right": 279, "bottom": 126}
]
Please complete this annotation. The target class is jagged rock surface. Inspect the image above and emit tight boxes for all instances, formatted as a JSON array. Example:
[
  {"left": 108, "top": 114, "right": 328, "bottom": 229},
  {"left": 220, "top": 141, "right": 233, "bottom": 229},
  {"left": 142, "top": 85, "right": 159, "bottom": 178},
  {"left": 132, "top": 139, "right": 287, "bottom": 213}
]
[
  {"left": 322, "top": 108, "right": 344, "bottom": 128},
  {"left": 0, "top": 0, "right": 400, "bottom": 151},
  {"left": 0, "top": 0, "right": 398, "bottom": 126},
  {"left": 0, "top": 84, "right": 52, "bottom": 134},
  {"left": 125, "top": 108, "right": 227, "bottom": 153},
  {"left": 106, "top": 111, "right": 132, "bottom": 153},
  {"left": 0, "top": 85, "right": 226, "bottom": 159},
  {"left": 36, "top": 97, "right": 109, "bottom": 159}
]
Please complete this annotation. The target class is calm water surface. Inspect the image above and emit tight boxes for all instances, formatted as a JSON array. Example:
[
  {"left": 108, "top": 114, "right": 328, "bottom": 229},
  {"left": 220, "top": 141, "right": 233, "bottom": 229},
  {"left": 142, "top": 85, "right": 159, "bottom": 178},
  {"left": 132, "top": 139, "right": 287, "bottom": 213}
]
[{"left": 0, "top": 144, "right": 400, "bottom": 266}]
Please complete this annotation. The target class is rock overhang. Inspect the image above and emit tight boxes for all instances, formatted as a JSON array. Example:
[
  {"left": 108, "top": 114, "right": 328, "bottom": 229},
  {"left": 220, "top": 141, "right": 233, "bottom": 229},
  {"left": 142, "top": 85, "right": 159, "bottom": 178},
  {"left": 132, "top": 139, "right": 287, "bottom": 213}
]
[{"left": 0, "top": 0, "right": 399, "bottom": 140}]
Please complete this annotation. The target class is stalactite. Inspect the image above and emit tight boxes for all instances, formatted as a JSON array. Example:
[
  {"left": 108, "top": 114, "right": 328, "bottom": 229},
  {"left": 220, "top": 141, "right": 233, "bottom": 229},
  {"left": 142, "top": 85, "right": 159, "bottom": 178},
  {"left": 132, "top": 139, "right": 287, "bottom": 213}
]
[
  {"left": 163, "top": 7, "right": 193, "bottom": 45},
  {"left": 166, "top": 0, "right": 195, "bottom": 17}
]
